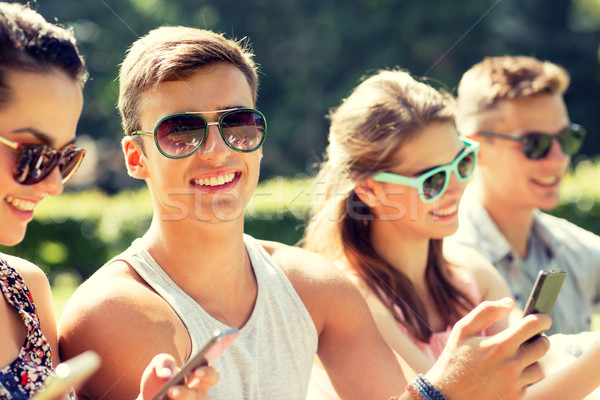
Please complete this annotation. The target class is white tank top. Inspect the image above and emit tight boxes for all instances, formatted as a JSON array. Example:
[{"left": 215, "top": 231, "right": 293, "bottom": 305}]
[{"left": 114, "top": 234, "right": 318, "bottom": 399}]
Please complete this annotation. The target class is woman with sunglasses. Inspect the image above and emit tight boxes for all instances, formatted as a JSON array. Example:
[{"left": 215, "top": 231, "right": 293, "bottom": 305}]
[
  {"left": 305, "top": 68, "right": 600, "bottom": 399},
  {"left": 0, "top": 3, "right": 217, "bottom": 399}
]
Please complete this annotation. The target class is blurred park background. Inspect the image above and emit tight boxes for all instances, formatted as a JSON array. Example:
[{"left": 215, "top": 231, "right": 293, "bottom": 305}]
[{"left": 1, "top": 0, "right": 599, "bottom": 312}]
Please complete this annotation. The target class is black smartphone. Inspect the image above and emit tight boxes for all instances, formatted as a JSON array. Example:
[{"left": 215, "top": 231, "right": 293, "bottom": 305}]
[
  {"left": 150, "top": 328, "right": 239, "bottom": 400},
  {"left": 522, "top": 269, "right": 567, "bottom": 342}
]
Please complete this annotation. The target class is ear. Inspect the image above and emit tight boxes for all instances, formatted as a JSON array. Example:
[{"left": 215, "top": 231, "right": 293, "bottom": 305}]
[
  {"left": 354, "top": 179, "right": 377, "bottom": 208},
  {"left": 122, "top": 136, "right": 149, "bottom": 179}
]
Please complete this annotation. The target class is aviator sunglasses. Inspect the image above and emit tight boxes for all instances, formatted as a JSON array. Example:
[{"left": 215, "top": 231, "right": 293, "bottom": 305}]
[
  {"left": 477, "top": 123, "right": 586, "bottom": 160},
  {"left": 372, "top": 137, "right": 479, "bottom": 203},
  {"left": 0, "top": 135, "right": 86, "bottom": 185},
  {"left": 132, "top": 108, "right": 267, "bottom": 159}
]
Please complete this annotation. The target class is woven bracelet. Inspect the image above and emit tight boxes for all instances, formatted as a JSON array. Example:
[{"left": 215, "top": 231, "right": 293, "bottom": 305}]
[{"left": 406, "top": 374, "right": 448, "bottom": 400}]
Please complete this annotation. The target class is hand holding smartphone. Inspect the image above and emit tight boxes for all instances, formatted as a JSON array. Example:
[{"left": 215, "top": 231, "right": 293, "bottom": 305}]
[
  {"left": 522, "top": 269, "right": 566, "bottom": 343},
  {"left": 149, "top": 328, "right": 239, "bottom": 400}
]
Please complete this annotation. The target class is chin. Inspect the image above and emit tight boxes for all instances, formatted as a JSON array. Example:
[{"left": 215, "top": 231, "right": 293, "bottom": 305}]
[
  {"left": 537, "top": 197, "right": 561, "bottom": 212},
  {"left": 0, "top": 230, "right": 26, "bottom": 247}
]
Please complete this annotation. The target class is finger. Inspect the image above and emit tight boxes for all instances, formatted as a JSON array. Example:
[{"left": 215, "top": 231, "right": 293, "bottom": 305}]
[
  {"left": 517, "top": 334, "right": 550, "bottom": 368},
  {"left": 453, "top": 297, "right": 514, "bottom": 337},
  {"left": 489, "top": 313, "right": 552, "bottom": 349},
  {"left": 520, "top": 360, "right": 544, "bottom": 388},
  {"left": 186, "top": 366, "right": 219, "bottom": 390},
  {"left": 152, "top": 354, "right": 178, "bottom": 379},
  {"left": 167, "top": 385, "right": 208, "bottom": 400}
]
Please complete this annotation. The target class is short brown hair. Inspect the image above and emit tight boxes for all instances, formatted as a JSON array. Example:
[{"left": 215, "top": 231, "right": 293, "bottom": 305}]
[
  {"left": 118, "top": 26, "right": 259, "bottom": 137},
  {"left": 456, "top": 56, "right": 570, "bottom": 131}
]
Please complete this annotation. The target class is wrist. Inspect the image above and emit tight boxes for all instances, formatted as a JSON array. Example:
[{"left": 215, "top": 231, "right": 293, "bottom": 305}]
[{"left": 406, "top": 374, "right": 448, "bottom": 400}]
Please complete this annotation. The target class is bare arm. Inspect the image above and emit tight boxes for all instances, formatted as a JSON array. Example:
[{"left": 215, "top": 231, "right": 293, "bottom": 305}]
[
  {"left": 458, "top": 246, "right": 600, "bottom": 400},
  {"left": 58, "top": 269, "right": 191, "bottom": 400},
  {"left": 271, "top": 243, "right": 549, "bottom": 400}
]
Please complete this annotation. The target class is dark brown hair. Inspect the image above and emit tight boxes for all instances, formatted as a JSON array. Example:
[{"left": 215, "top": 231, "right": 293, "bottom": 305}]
[{"left": 0, "top": 2, "right": 87, "bottom": 108}]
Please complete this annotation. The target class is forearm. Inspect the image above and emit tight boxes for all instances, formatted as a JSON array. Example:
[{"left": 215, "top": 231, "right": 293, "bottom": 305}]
[{"left": 526, "top": 339, "right": 600, "bottom": 400}]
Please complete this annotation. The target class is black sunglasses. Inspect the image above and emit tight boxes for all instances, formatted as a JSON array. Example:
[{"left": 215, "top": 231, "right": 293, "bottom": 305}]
[
  {"left": 132, "top": 108, "right": 267, "bottom": 159},
  {"left": 477, "top": 123, "right": 586, "bottom": 160},
  {"left": 0, "top": 135, "right": 86, "bottom": 185}
]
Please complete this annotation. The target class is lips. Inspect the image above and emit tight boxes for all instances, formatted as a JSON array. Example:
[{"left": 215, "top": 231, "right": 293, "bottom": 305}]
[{"left": 532, "top": 176, "right": 560, "bottom": 186}]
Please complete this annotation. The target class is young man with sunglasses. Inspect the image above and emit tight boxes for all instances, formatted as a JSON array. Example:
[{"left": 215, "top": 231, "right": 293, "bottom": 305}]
[
  {"left": 59, "top": 29, "right": 552, "bottom": 399},
  {"left": 447, "top": 55, "right": 600, "bottom": 356}
]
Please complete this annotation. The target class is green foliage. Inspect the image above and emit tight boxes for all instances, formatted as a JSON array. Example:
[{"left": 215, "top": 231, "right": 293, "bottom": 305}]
[{"left": 9, "top": 0, "right": 598, "bottom": 193}]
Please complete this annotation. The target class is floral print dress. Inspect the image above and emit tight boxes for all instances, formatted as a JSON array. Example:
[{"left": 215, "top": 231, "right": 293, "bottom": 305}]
[{"left": 0, "top": 257, "right": 75, "bottom": 399}]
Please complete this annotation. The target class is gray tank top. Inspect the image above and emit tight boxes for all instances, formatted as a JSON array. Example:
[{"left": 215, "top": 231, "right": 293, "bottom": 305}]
[{"left": 113, "top": 234, "right": 318, "bottom": 399}]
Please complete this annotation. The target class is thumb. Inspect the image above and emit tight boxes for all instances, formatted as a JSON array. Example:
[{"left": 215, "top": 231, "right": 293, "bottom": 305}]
[{"left": 452, "top": 297, "right": 513, "bottom": 338}]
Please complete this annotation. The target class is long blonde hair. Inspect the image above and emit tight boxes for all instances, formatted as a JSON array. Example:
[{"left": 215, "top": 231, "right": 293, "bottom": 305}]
[{"left": 304, "top": 69, "right": 474, "bottom": 341}]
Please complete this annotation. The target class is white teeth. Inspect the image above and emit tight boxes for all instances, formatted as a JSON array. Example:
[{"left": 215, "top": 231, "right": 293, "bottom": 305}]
[
  {"left": 193, "top": 173, "right": 236, "bottom": 187},
  {"left": 536, "top": 177, "right": 558, "bottom": 185},
  {"left": 5, "top": 196, "right": 36, "bottom": 211},
  {"left": 435, "top": 204, "right": 458, "bottom": 216}
]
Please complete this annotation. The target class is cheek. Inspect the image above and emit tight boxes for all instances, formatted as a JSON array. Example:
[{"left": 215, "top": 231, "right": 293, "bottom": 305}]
[
  {"left": 0, "top": 155, "right": 17, "bottom": 188},
  {"left": 375, "top": 187, "right": 421, "bottom": 221}
]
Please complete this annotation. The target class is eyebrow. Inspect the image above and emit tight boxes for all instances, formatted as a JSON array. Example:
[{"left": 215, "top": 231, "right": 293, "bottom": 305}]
[
  {"left": 12, "top": 127, "right": 76, "bottom": 148},
  {"left": 412, "top": 145, "right": 466, "bottom": 176}
]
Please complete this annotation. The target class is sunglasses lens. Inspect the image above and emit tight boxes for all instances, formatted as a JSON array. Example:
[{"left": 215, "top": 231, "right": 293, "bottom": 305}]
[
  {"left": 522, "top": 134, "right": 553, "bottom": 160},
  {"left": 14, "top": 145, "right": 60, "bottom": 185},
  {"left": 221, "top": 110, "right": 266, "bottom": 152},
  {"left": 422, "top": 171, "right": 447, "bottom": 200},
  {"left": 156, "top": 115, "right": 207, "bottom": 158},
  {"left": 59, "top": 147, "right": 86, "bottom": 184},
  {"left": 559, "top": 126, "right": 585, "bottom": 155},
  {"left": 457, "top": 150, "right": 476, "bottom": 179}
]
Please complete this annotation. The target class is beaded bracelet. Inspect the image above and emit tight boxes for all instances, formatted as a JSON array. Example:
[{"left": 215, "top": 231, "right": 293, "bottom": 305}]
[{"left": 406, "top": 374, "right": 448, "bottom": 400}]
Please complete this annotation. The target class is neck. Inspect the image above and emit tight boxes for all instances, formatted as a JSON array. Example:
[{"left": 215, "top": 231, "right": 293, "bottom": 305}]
[
  {"left": 140, "top": 214, "right": 257, "bottom": 327},
  {"left": 472, "top": 181, "right": 534, "bottom": 258}
]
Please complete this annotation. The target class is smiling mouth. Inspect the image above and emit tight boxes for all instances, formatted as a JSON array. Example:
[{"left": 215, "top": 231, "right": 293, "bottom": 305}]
[
  {"left": 5, "top": 195, "right": 36, "bottom": 211},
  {"left": 192, "top": 172, "right": 237, "bottom": 187},
  {"left": 533, "top": 176, "right": 560, "bottom": 186},
  {"left": 434, "top": 203, "right": 458, "bottom": 217}
]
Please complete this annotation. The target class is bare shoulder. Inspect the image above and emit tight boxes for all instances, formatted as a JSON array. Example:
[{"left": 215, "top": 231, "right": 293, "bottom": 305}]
[
  {"left": 58, "top": 260, "right": 189, "bottom": 399},
  {"left": 1, "top": 253, "right": 50, "bottom": 292},
  {"left": 59, "top": 259, "right": 183, "bottom": 343},
  {"left": 258, "top": 239, "right": 351, "bottom": 286},
  {"left": 257, "top": 240, "right": 365, "bottom": 333}
]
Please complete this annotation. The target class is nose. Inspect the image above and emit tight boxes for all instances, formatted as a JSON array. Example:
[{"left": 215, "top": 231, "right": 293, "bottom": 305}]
[
  {"left": 35, "top": 167, "right": 64, "bottom": 196},
  {"left": 445, "top": 171, "right": 467, "bottom": 198},
  {"left": 197, "top": 123, "right": 231, "bottom": 160}
]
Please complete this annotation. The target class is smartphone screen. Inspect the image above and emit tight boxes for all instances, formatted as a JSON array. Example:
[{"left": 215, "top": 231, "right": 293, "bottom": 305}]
[
  {"left": 522, "top": 269, "right": 566, "bottom": 342},
  {"left": 150, "top": 328, "right": 239, "bottom": 400}
]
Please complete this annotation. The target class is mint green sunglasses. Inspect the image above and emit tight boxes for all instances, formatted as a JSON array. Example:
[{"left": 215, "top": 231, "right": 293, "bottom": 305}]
[{"left": 372, "top": 137, "right": 479, "bottom": 202}]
